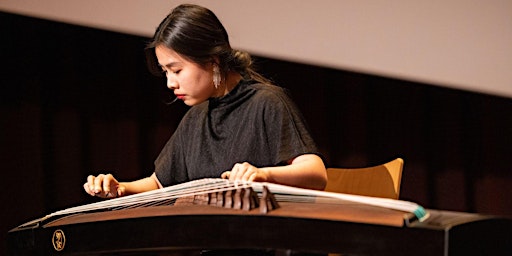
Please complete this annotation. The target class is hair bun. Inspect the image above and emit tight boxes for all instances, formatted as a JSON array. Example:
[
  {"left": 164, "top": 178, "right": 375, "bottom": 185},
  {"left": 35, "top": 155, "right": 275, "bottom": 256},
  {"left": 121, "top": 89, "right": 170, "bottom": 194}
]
[{"left": 230, "top": 49, "right": 252, "bottom": 71}]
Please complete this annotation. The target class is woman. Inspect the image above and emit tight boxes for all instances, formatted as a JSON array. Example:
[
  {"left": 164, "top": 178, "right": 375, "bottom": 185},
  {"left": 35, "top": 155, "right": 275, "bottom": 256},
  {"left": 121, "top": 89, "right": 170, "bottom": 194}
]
[{"left": 84, "top": 4, "right": 326, "bottom": 199}]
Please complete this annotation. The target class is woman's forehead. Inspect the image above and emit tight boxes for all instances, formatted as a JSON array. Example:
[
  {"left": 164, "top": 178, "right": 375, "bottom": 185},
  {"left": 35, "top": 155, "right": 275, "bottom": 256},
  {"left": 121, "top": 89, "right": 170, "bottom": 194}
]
[{"left": 155, "top": 45, "right": 186, "bottom": 67}]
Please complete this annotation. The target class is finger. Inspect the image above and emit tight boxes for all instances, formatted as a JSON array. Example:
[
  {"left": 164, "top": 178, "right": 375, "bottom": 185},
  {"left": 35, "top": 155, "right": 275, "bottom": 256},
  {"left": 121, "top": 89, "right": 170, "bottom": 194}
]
[
  {"left": 93, "top": 174, "right": 104, "bottom": 194},
  {"left": 230, "top": 163, "right": 245, "bottom": 181},
  {"left": 248, "top": 172, "right": 257, "bottom": 182},
  {"left": 239, "top": 163, "right": 256, "bottom": 181},
  {"left": 221, "top": 171, "right": 230, "bottom": 179},
  {"left": 117, "top": 186, "right": 125, "bottom": 197},
  {"left": 228, "top": 165, "right": 237, "bottom": 181},
  {"left": 87, "top": 175, "right": 96, "bottom": 192},
  {"left": 83, "top": 182, "right": 95, "bottom": 196},
  {"left": 241, "top": 167, "right": 254, "bottom": 181},
  {"left": 103, "top": 174, "right": 112, "bottom": 195}
]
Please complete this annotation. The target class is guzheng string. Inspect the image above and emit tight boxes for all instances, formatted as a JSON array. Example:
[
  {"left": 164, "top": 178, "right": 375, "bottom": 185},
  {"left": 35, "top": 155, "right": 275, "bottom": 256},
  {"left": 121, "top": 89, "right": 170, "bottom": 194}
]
[
  {"left": 20, "top": 179, "right": 242, "bottom": 228},
  {"left": 32, "top": 178, "right": 428, "bottom": 225},
  {"left": 49, "top": 178, "right": 245, "bottom": 217},
  {"left": 252, "top": 182, "right": 429, "bottom": 222}
]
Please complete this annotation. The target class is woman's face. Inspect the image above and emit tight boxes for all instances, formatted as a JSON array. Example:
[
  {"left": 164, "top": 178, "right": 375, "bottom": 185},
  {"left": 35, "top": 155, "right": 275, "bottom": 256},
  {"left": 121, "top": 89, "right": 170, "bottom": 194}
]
[{"left": 155, "top": 45, "right": 215, "bottom": 106}]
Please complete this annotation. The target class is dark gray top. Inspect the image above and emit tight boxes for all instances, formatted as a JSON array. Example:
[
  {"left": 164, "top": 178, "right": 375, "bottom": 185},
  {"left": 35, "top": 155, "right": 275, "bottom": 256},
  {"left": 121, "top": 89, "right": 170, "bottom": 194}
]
[{"left": 154, "top": 80, "right": 320, "bottom": 186}]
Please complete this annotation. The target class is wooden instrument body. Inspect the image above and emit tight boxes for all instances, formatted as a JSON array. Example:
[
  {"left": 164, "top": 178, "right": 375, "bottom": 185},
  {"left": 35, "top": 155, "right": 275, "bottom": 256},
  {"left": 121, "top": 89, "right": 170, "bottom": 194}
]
[{"left": 8, "top": 201, "right": 512, "bottom": 256}]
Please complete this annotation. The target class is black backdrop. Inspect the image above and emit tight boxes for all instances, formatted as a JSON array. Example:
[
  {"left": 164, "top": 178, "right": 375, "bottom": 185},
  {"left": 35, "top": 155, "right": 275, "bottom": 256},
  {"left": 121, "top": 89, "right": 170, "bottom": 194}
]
[{"left": 2, "top": 12, "right": 512, "bottom": 254}]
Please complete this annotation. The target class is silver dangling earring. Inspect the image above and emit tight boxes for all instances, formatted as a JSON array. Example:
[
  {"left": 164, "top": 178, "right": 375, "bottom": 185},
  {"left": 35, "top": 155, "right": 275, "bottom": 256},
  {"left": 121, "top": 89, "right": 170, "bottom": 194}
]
[{"left": 213, "top": 64, "right": 221, "bottom": 89}]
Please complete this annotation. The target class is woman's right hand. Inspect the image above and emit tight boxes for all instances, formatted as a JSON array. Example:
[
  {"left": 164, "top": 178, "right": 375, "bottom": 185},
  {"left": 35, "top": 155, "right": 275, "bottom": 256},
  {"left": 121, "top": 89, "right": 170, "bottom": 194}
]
[{"left": 83, "top": 174, "right": 125, "bottom": 198}]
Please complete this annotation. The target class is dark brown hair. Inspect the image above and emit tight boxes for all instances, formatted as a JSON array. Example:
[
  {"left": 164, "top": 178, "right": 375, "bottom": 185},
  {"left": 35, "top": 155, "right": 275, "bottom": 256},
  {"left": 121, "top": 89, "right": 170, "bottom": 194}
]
[{"left": 145, "top": 4, "right": 270, "bottom": 84}]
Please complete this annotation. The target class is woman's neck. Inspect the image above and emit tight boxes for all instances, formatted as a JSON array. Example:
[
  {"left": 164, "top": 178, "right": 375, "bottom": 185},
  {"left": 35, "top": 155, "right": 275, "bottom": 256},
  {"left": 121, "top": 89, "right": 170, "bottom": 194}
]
[{"left": 216, "top": 71, "right": 242, "bottom": 97}]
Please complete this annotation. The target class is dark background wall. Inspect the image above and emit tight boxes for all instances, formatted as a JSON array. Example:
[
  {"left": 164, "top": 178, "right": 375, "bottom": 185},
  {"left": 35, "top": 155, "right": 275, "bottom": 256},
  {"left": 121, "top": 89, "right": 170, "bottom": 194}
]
[{"left": 2, "top": 13, "right": 511, "bottom": 254}]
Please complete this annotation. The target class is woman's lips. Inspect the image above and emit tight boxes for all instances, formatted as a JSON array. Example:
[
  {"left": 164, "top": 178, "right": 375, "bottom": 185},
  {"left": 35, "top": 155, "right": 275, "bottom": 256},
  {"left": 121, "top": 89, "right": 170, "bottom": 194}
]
[{"left": 175, "top": 94, "right": 185, "bottom": 100}]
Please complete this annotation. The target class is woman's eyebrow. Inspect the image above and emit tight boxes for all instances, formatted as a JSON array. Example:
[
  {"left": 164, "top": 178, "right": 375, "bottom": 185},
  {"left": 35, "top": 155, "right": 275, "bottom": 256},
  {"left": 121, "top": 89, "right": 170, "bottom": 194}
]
[{"left": 159, "top": 61, "right": 181, "bottom": 68}]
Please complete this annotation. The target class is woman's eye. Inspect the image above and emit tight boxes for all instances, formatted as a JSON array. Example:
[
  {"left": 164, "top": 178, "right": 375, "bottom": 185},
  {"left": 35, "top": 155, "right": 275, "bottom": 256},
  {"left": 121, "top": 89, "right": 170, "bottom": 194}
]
[{"left": 173, "top": 70, "right": 181, "bottom": 74}]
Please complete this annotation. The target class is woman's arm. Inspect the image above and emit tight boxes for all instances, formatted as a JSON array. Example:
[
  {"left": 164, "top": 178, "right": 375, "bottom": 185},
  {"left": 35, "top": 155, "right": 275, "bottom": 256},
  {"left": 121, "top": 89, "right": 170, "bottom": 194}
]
[{"left": 222, "top": 154, "right": 327, "bottom": 190}]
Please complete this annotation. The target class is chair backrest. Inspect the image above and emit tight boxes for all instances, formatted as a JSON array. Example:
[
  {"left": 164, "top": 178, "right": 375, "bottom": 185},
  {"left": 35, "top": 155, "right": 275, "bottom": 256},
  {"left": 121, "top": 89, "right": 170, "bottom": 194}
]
[{"left": 324, "top": 158, "right": 404, "bottom": 199}]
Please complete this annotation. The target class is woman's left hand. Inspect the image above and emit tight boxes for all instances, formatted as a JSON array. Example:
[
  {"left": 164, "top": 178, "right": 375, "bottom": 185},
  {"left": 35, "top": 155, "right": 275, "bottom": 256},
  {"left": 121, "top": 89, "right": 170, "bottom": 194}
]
[{"left": 221, "top": 162, "right": 269, "bottom": 182}]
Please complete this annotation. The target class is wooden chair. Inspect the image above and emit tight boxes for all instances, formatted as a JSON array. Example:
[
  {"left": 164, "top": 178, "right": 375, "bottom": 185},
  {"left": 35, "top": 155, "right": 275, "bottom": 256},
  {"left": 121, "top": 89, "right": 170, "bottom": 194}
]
[{"left": 324, "top": 158, "right": 404, "bottom": 199}]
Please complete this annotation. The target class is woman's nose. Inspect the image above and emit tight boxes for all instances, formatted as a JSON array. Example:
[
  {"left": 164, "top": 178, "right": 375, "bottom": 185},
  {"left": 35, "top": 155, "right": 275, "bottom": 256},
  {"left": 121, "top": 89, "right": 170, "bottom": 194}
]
[{"left": 167, "top": 77, "right": 178, "bottom": 89}]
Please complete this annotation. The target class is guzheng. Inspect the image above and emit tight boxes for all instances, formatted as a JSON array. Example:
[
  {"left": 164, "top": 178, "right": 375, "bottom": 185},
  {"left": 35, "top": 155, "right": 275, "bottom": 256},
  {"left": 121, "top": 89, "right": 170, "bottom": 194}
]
[{"left": 7, "top": 178, "right": 512, "bottom": 255}]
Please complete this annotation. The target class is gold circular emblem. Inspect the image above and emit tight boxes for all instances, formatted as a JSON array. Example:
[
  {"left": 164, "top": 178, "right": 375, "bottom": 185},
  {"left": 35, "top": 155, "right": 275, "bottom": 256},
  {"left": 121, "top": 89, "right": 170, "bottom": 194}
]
[{"left": 52, "top": 229, "right": 66, "bottom": 251}]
